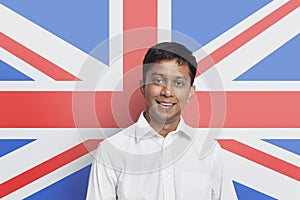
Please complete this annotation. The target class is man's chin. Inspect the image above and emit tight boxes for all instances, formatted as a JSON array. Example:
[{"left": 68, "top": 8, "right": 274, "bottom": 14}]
[{"left": 149, "top": 111, "right": 180, "bottom": 125}]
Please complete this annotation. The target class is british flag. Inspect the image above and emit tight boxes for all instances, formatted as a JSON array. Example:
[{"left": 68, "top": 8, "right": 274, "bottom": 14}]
[{"left": 0, "top": 0, "right": 300, "bottom": 199}]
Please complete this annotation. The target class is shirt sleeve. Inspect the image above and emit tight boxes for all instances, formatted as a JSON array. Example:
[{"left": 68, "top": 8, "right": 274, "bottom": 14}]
[
  {"left": 86, "top": 143, "right": 118, "bottom": 200},
  {"left": 211, "top": 144, "right": 224, "bottom": 200}
]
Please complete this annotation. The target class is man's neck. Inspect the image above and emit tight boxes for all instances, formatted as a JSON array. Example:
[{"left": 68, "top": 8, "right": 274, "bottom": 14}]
[{"left": 144, "top": 112, "right": 180, "bottom": 137}]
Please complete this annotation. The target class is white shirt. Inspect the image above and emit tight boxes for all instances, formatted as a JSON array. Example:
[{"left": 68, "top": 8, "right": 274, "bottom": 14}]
[{"left": 86, "top": 113, "right": 223, "bottom": 200}]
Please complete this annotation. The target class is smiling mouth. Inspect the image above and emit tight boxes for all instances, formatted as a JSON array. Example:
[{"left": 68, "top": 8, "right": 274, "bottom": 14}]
[{"left": 156, "top": 100, "right": 175, "bottom": 109}]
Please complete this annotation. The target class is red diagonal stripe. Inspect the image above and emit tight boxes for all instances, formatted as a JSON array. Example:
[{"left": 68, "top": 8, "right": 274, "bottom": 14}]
[
  {"left": 218, "top": 139, "right": 300, "bottom": 181},
  {"left": 0, "top": 139, "right": 102, "bottom": 198},
  {"left": 197, "top": 0, "right": 300, "bottom": 75},
  {"left": 0, "top": 32, "right": 80, "bottom": 81}
]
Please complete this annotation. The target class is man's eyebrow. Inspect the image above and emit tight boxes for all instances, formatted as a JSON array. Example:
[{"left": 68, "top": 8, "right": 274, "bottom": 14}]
[
  {"left": 150, "top": 72, "right": 165, "bottom": 77},
  {"left": 175, "top": 76, "right": 187, "bottom": 80}
]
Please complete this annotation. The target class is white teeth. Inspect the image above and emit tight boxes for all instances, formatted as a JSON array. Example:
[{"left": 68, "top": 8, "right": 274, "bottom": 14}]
[{"left": 160, "top": 102, "right": 172, "bottom": 106}]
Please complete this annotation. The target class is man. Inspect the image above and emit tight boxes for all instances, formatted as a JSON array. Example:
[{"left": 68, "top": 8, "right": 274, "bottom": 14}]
[{"left": 86, "top": 42, "right": 223, "bottom": 200}]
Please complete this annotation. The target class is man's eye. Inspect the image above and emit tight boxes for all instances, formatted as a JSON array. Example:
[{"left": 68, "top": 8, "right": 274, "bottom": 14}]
[
  {"left": 175, "top": 81, "right": 184, "bottom": 87},
  {"left": 153, "top": 78, "right": 164, "bottom": 84}
]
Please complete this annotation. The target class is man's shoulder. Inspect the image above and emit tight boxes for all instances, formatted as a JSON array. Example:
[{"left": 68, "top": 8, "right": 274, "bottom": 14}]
[{"left": 100, "top": 122, "right": 137, "bottom": 148}]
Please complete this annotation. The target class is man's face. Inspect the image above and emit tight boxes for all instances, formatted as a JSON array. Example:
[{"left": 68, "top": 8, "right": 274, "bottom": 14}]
[{"left": 141, "top": 58, "right": 195, "bottom": 124}]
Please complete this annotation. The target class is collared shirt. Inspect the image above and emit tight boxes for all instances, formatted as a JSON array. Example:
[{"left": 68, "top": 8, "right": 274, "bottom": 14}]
[{"left": 86, "top": 113, "right": 223, "bottom": 200}]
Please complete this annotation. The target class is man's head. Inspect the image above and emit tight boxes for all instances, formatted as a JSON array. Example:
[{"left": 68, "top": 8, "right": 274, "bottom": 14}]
[
  {"left": 142, "top": 42, "right": 197, "bottom": 86},
  {"left": 140, "top": 42, "right": 197, "bottom": 126}
]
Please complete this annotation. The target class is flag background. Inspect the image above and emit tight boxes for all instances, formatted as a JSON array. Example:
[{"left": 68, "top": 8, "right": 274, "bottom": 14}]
[{"left": 1, "top": 0, "right": 299, "bottom": 199}]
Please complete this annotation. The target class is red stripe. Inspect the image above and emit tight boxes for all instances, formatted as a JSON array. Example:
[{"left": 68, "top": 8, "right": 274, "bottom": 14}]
[
  {"left": 0, "top": 91, "right": 300, "bottom": 128},
  {"left": 123, "top": 0, "right": 157, "bottom": 31},
  {"left": 123, "top": 0, "right": 157, "bottom": 77},
  {"left": 218, "top": 139, "right": 300, "bottom": 181},
  {"left": 197, "top": 0, "right": 300, "bottom": 75},
  {"left": 0, "top": 33, "right": 80, "bottom": 81},
  {"left": 0, "top": 139, "right": 102, "bottom": 198},
  {"left": 120, "top": 0, "right": 157, "bottom": 127}
]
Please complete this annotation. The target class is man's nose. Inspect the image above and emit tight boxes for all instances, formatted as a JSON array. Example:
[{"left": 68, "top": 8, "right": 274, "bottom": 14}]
[{"left": 160, "top": 85, "right": 174, "bottom": 97}]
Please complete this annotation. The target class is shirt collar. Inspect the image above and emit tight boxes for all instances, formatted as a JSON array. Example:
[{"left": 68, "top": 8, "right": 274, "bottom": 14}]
[{"left": 134, "top": 112, "right": 195, "bottom": 142}]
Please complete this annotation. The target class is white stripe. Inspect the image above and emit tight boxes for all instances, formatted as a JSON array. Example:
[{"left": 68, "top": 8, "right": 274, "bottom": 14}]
[
  {"left": 1, "top": 128, "right": 299, "bottom": 199},
  {"left": 2, "top": 153, "right": 92, "bottom": 200},
  {"left": 101, "top": 0, "right": 124, "bottom": 91},
  {"left": 223, "top": 149, "right": 300, "bottom": 199},
  {"left": 193, "top": 0, "right": 289, "bottom": 60},
  {"left": 195, "top": 6, "right": 300, "bottom": 91},
  {"left": 157, "top": 0, "right": 172, "bottom": 42},
  {"left": 1, "top": 128, "right": 298, "bottom": 181},
  {"left": 0, "top": 48, "right": 54, "bottom": 82},
  {"left": 0, "top": 128, "right": 119, "bottom": 182},
  {"left": 0, "top": 5, "right": 103, "bottom": 76},
  {"left": 236, "top": 137, "right": 300, "bottom": 168},
  {"left": 0, "top": 4, "right": 123, "bottom": 91}
]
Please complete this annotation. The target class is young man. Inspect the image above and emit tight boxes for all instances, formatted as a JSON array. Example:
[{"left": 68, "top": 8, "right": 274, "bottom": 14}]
[{"left": 86, "top": 42, "right": 223, "bottom": 200}]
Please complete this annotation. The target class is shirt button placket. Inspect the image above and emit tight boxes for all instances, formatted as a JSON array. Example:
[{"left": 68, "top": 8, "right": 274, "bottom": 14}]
[{"left": 162, "top": 139, "right": 175, "bottom": 200}]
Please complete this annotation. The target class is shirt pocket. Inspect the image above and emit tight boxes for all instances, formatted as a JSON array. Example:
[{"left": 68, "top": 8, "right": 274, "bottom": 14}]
[{"left": 180, "top": 172, "right": 211, "bottom": 200}]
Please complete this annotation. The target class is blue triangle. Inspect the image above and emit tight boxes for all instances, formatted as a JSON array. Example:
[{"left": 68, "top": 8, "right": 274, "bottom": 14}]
[
  {"left": 172, "top": 0, "right": 272, "bottom": 51},
  {"left": 24, "top": 165, "right": 92, "bottom": 200},
  {"left": 233, "top": 181, "right": 277, "bottom": 200},
  {"left": 263, "top": 139, "right": 300, "bottom": 156},
  {"left": 0, "top": 0, "right": 109, "bottom": 64},
  {"left": 235, "top": 34, "right": 300, "bottom": 81},
  {"left": 0, "top": 60, "right": 33, "bottom": 81},
  {"left": 0, "top": 139, "right": 35, "bottom": 157}
]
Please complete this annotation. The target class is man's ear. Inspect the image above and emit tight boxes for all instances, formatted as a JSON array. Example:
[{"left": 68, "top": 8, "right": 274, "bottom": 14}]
[
  {"left": 187, "top": 85, "right": 195, "bottom": 102},
  {"left": 139, "top": 80, "right": 146, "bottom": 97}
]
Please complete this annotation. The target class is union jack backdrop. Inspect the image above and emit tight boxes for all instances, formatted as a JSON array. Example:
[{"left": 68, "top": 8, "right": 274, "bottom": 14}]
[{"left": 1, "top": 0, "right": 300, "bottom": 199}]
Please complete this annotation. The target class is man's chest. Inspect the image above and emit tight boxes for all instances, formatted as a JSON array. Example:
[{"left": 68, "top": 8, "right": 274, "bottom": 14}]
[{"left": 115, "top": 148, "right": 214, "bottom": 200}]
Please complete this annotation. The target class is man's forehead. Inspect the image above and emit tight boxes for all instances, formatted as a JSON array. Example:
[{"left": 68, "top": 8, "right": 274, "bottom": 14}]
[
  {"left": 155, "top": 58, "right": 185, "bottom": 66},
  {"left": 148, "top": 61, "right": 190, "bottom": 77}
]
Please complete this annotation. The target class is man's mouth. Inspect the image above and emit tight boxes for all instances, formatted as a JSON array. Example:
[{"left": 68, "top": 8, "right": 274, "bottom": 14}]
[{"left": 156, "top": 100, "right": 175, "bottom": 109}]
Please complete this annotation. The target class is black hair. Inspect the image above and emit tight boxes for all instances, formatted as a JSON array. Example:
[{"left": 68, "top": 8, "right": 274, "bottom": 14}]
[{"left": 142, "top": 42, "right": 197, "bottom": 86}]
